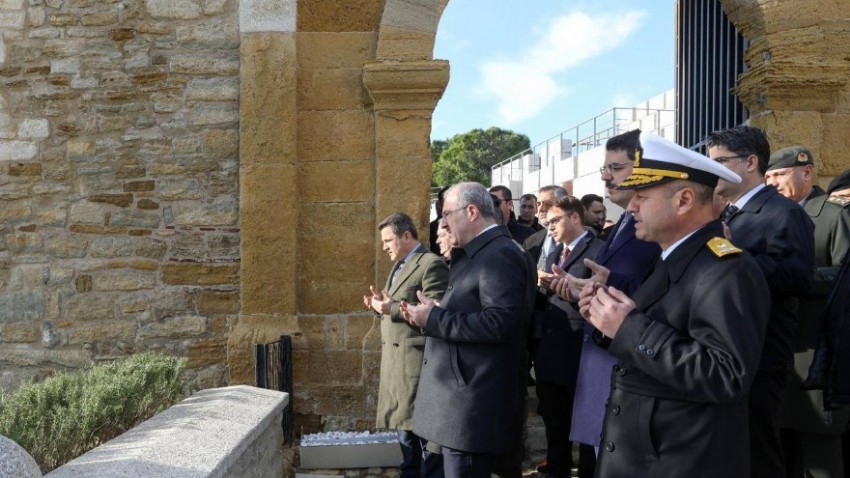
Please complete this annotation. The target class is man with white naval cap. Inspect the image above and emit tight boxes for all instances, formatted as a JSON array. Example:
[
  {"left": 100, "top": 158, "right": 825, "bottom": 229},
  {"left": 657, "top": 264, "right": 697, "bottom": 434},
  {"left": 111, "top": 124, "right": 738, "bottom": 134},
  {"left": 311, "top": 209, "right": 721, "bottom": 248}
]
[{"left": 580, "top": 132, "right": 771, "bottom": 477}]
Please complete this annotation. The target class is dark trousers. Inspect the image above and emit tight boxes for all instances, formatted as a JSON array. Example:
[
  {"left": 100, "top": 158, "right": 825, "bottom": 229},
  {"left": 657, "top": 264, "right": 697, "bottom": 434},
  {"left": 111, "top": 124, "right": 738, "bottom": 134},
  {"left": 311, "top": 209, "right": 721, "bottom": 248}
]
[
  {"left": 749, "top": 364, "right": 788, "bottom": 478},
  {"left": 399, "top": 430, "right": 444, "bottom": 478},
  {"left": 536, "top": 380, "right": 577, "bottom": 478},
  {"left": 442, "top": 447, "right": 494, "bottom": 478}
]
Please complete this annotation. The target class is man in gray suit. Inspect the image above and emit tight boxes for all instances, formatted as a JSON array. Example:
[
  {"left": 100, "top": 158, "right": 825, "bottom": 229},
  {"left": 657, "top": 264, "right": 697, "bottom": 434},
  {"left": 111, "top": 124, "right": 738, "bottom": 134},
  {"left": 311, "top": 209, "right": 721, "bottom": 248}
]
[
  {"left": 365, "top": 212, "right": 449, "bottom": 478},
  {"left": 402, "top": 183, "right": 536, "bottom": 478}
]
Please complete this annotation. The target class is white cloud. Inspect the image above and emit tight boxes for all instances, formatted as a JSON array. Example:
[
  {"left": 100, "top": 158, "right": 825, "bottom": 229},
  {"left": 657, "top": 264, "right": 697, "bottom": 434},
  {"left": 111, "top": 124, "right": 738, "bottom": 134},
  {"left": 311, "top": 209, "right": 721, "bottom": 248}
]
[{"left": 478, "top": 10, "right": 647, "bottom": 125}]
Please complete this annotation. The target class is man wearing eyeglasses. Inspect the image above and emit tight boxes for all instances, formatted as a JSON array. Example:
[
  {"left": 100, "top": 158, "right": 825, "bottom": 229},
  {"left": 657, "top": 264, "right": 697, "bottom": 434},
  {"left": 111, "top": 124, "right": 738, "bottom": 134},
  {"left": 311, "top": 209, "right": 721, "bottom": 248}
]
[
  {"left": 708, "top": 125, "right": 815, "bottom": 478},
  {"left": 533, "top": 196, "right": 603, "bottom": 478},
  {"left": 402, "top": 182, "right": 536, "bottom": 478},
  {"left": 555, "top": 130, "right": 660, "bottom": 477}
]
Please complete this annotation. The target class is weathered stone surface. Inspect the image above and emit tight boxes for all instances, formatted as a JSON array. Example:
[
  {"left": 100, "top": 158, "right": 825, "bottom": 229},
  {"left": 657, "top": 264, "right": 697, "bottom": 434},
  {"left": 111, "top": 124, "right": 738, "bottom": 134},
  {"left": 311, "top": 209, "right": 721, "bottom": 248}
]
[
  {"left": 239, "top": 0, "right": 296, "bottom": 32},
  {"left": 297, "top": 110, "right": 374, "bottom": 162},
  {"left": 191, "top": 103, "right": 239, "bottom": 126},
  {"left": 172, "top": 197, "right": 238, "bottom": 226},
  {"left": 197, "top": 290, "right": 240, "bottom": 314},
  {"left": 0, "top": 345, "right": 91, "bottom": 367},
  {"left": 17, "top": 119, "right": 49, "bottom": 140},
  {"left": 300, "top": 160, "right": 373, "bottom": 202},
  {"left": 296, "top": 32, "right": 376, "bottom": 69},
  {"left": 92, "top": 270, "right": 155, "bottom": 291},
  {"left": 202, "top": 127, "right": 239, "bottom": 159},
  {"left": 0, "top": 435, "right": 42, "bottom": 478},
  {"left": 139, "top": 315, "right": 206, "bottom": 338},
  {"left": 162, "top": 263, "right": 239, "bottom": 285},
  {"left": 146, "top": 0, "right": 200, "bottom": 19},
  {"left": 89, "top": 237, "right": 135, "bottom": 258},
  {"left": 68, "top": 320, "right": 135, "bottom": 344},
  {"left": 240, "top": 164, "right": 296, "bottom": 315},
  {"left": 0, "top": 290, "right": 44, "bottom": 323},
  {"left": 110, "top": 209, "right": 160, "bottom": 228},
  {"left": 186, "top": 77, "right": 239, "bottom": 101},
  {"left": 376, "top": 25, "right": 437, "bottom": 62},
  {"left": 297, "top": 0, "right": 383, "bottom": 32},
  {"left": 157, "top": 178, "right": 204, "bottom": 200},
  {"left": 89, "top": 193, "right": 133, "bottom": 208},
  {"left": 0, "top": 141, "right": 37, "bottom": 161},
  {"left": 8, "top": 163, "right": 42, "bottom": 176},
  {"left": 1, "top": 321, "right": 38, "bottom": 343},
  {"left": 170, "top": 53, "right": 239, "bottom": 75},
  {"left": 187, "top": 337, "right": 227, "bottom": 367},
  {"left": 176, "top": 15, "right": 239, "bottom": 49}
]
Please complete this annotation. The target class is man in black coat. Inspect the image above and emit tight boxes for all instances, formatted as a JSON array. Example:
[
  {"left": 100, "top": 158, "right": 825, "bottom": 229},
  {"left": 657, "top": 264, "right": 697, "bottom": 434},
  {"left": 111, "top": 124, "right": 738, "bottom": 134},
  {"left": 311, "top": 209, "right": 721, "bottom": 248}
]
[
  {"left": 533, "top": 196, "right": 603, "bottom": 478},
  {"left": 581, "top": 131, "right": 770, "bottom": 477},
  {"left": 489, "top": 185, "right": 535, "bottom": 244},
  {"left": 764, "top": 146, "right": 850, "bottom": 477},
  {"left": 403, "top": 182, "right": 536, "bottom": 478},
  {"left": 709, "top": 126, "right": 816, "bottom": 478}
]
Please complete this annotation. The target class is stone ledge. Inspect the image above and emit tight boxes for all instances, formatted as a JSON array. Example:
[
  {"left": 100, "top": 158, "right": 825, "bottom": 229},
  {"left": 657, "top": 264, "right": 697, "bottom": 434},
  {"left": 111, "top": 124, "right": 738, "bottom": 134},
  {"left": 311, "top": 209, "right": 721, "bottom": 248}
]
[{"left": 45, "top": 385, "right": 288, "bottom": 478}]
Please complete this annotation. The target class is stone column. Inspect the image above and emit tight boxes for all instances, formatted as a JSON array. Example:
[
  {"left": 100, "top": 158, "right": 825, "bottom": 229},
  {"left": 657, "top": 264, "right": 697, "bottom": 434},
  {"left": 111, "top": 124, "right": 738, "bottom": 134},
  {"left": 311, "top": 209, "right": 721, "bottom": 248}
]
[
  {"left": 720, "top": 0, "right": 850, "bottom": 178},
  {"left": 363, "top": 60, "right": 449, "bottom": 272},
  {"left": 231, "top": 0, "right": 299, "bottom": 383}
]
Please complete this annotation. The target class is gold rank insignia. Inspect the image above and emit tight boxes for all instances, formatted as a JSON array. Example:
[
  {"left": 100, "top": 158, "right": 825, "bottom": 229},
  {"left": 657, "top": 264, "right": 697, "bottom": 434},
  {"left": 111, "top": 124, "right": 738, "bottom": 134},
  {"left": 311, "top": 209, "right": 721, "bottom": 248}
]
[
  {"left": 827, "top": 195, "right": 850, "bottom": 207},
  {"left": 707, "top": 237, "right": 742, "bottom": 257}
]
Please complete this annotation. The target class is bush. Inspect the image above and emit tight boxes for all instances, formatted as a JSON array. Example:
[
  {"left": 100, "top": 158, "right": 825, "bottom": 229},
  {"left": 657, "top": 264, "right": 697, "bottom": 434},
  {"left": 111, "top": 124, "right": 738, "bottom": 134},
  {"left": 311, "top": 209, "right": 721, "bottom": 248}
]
[{"left": 0, "top": 352, "right": 187, "bottom": 472}]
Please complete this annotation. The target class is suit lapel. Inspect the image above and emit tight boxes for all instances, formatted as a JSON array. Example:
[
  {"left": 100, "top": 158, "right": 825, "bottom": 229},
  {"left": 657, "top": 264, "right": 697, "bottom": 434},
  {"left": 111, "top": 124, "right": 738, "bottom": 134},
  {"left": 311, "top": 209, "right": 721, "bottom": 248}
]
[
  {"left": 388, "top": 244, "right": 426, "bottom": 295},
  {"left": 600, "top": 217, "right": 635, "bottom": 262},
  {"left": 632, "top": 257, "right": 669, "bottom": 311},
  {"left": 563, "top": 234, "right": 590, "bottom": 270}
]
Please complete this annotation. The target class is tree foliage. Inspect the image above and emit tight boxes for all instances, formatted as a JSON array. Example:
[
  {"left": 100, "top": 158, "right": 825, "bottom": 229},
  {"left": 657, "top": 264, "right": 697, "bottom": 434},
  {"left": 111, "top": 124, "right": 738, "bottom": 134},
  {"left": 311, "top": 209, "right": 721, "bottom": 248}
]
[{"left": 431, "top": 127, "right": 530, "bottom": 187}]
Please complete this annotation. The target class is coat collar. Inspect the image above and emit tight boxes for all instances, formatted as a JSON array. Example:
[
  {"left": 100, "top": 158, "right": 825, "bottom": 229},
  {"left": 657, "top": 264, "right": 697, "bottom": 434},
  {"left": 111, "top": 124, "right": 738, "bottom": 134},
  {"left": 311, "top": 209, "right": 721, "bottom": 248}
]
[
  {"left": 803, "top": 186, "right": 827, "bottom": 217},
  {"left": 386, "top": 243, "right": 425, "bottom": 293},
  {"left": 460, "top": 224, "right": 511, "bottom": 259},
  {"left": 738, "top": 184, "right": 778, "bottom": 214}
]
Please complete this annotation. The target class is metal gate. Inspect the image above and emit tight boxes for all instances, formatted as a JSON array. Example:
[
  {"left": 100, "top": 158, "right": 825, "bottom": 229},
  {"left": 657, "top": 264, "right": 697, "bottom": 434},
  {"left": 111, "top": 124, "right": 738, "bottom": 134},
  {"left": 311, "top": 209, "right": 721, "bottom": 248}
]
[{"left": 255, "top": 335, "right": 293, "bottom": 446}]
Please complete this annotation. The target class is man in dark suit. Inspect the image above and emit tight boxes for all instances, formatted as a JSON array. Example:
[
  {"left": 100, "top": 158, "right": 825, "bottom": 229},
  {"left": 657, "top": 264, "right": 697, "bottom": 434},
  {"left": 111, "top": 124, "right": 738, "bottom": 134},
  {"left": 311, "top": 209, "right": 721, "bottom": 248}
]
[
  {"left": 489, "top": 185, "right": 535, "bottom": 244},
  {"left": 580, "top": 193, "right": 606, "bottom": 237},
  {"left": 402, "top": 182, "right": 536, "bottom": 478},
  {"left": 533, "top": 196, "right": 603, "bottom": 478},
  {"left": 708, "top": 126, "right": 815, "bottom": 478},
  {"left": 581, "top": 131, "right": 770, "bottom": 477},
  {"left": 366, "top": 213, "right": 450, "bottom": 478},
  {"left": 764, "top": 146, "right": 850, "bottom": 477},
  {"left": 552, "top": 129, "right": 660, "bottom": 478}
]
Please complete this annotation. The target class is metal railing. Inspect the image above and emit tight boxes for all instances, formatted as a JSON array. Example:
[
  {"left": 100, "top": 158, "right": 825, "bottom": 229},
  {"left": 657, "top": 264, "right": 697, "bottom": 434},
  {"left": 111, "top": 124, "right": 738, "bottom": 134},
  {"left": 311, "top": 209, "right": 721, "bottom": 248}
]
[
  {"left": 255, "top": 335, "right": 294, "bottom": 446},
  {"left": 491, "top": 106, "right": 674, "bottom": 192}
]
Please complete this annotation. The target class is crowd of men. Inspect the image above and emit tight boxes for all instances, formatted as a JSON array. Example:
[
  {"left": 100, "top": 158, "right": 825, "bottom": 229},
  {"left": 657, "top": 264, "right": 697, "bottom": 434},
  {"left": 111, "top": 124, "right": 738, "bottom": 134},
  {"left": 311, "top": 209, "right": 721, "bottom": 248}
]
[{"left": 365, "top": 126, "right": 850, "bottom": 478}]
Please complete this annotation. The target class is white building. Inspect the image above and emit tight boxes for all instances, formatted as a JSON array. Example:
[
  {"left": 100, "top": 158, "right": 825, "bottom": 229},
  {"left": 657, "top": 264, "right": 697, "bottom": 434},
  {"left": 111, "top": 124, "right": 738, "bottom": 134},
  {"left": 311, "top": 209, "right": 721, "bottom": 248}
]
[{"left": 490, "top": 89, "right": 675, "bottom": 220}]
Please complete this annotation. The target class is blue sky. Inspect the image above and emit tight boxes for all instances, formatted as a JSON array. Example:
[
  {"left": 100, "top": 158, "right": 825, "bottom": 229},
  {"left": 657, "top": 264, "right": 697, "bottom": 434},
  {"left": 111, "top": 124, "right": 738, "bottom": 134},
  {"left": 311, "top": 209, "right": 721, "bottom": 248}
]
[{"left": 431, "top": 0, "right": 676, "bottom": 147}]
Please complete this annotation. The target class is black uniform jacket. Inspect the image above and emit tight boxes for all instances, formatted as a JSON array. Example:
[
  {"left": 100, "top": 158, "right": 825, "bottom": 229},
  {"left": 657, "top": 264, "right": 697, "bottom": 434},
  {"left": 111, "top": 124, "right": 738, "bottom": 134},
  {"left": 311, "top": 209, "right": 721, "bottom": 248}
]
[
  {"left": 726, "top": 185, "right": 814, "bottom": 368},
  {"left": 413, "top": 225, "right": 536, "bottom": 454},
  {"left": 595, "top": 221, "right": 770, "bottom": 478}
]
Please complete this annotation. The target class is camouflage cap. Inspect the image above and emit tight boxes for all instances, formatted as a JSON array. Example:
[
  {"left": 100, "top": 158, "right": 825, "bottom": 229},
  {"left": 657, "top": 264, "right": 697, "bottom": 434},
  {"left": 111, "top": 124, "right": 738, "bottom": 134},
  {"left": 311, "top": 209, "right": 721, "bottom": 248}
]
[{"left": 766, "top": 146, "right": 814, "bottom": 172}]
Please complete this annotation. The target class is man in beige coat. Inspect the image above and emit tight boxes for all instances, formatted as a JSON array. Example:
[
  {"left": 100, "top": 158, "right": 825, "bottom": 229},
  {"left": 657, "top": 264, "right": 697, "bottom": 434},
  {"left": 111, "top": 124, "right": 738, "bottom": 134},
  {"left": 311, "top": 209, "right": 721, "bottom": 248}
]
[{"left": 365, "top": 212, "right": 449, "bottom": 478}]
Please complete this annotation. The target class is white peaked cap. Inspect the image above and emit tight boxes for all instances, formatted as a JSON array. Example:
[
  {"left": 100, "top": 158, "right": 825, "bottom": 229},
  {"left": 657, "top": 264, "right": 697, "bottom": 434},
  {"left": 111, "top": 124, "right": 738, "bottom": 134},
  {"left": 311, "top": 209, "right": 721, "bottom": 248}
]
[{"left": 617, "top": 132, "right": 742, "bottom": 189}]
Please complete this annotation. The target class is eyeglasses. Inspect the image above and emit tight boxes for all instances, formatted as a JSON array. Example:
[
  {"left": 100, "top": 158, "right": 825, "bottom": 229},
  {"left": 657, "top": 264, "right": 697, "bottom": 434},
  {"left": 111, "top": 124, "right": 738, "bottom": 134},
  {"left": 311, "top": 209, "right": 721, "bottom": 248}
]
[
  {"left": 547, "top": 214, "right": 565, "bottom": 227},
  {"left": 713, "top": 155, "right": 748, "bottom": 164},
  {"left": 442, "top": 207, "right": 465, "bottom": 220},
  {"left": 599, "top": 162, "right": 630, "bottom": 174}
]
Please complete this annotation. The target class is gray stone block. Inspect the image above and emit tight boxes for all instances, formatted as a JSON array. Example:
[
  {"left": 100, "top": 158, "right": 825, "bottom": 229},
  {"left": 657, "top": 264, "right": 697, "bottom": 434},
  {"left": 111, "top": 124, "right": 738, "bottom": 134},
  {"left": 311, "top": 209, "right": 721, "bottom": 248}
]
[{"left": 0, "top": 435, "right": 42, "bottom": 478}]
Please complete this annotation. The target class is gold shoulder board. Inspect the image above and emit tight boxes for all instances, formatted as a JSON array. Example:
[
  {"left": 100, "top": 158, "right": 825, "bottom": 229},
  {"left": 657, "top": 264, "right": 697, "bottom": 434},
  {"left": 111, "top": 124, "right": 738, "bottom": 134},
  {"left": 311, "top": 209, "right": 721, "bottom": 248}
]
[
  {"left": 827, "top": 195, "right": 850, "bottom": 207},
  {"left": 707, "top": 237, "right": 741, "bottom": 257}
]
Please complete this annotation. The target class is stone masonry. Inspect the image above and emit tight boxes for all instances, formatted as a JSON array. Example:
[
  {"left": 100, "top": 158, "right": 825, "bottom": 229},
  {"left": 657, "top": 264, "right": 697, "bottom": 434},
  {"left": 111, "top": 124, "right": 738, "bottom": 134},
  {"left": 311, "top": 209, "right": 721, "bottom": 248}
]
[
  {"left": 0, "top": 0, "right": 240, "bottom": 391},
  {"left": 0, "top": 0, "right": 847, "bottom": 438}
]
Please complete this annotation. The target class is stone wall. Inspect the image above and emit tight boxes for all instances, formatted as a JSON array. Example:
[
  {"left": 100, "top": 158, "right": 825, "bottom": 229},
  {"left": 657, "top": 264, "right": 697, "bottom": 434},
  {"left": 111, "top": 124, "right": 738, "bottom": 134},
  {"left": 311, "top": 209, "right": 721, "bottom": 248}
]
[
  {"left": 0, "top": 0, "right": 240, "bottom": 391},
  {"left": 720, "top": 0, "right": 850, "bottom": 183}
]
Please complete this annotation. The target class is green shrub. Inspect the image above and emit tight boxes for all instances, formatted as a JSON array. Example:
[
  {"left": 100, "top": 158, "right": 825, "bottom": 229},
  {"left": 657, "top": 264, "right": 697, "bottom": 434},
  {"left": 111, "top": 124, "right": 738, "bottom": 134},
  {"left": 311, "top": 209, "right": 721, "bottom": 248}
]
[{"left": 0, "top": 352, "right": 187, "bottom": 472}]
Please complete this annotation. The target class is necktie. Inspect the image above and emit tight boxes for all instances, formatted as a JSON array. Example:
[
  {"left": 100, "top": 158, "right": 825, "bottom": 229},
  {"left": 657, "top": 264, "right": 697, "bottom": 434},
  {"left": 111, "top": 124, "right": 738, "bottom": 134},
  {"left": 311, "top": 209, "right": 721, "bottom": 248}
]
[
  {"left": 612, "top": 213, "right": 632, "bottom": 242},
  {"left": 720, "top": 204, "right": 740, "bottom": 223},
  {"left": 390, "top": 260, "right": 405, "bottom": 287},
  {"left": 558, "top": 247, "right": 571, "bottom": 268}
]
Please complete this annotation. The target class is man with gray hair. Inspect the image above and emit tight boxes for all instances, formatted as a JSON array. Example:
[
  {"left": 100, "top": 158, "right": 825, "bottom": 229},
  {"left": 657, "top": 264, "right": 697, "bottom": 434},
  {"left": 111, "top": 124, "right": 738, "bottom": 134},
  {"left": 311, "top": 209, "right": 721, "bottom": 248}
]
[{"left": 402, "top": 182, "right": 536, "bottom": 478}]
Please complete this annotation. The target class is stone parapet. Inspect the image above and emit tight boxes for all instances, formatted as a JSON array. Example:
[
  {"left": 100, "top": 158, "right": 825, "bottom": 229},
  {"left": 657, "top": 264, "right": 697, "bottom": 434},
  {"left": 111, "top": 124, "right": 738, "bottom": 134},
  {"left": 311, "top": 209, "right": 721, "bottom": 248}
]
[{"left": 45, "top": 385, "right": 288, "bottom": 478}]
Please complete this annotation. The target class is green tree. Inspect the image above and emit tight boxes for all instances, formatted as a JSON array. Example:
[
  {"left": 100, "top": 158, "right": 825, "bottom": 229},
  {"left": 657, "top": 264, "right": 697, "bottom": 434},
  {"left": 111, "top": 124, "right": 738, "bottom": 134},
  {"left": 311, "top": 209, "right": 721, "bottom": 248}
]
[{"left": 431, "top": 127, "right": 530, "bottom": 187}]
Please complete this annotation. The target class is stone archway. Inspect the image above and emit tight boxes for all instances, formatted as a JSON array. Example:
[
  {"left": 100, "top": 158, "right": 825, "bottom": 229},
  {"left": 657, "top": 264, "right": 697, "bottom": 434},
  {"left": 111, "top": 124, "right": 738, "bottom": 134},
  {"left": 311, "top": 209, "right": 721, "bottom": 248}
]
[
  {"left": 232, "top": 0, "right": 450, "bottom": 431},
  {"left": 719, "top": 0, "right": 850, "bottom": 179}
]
